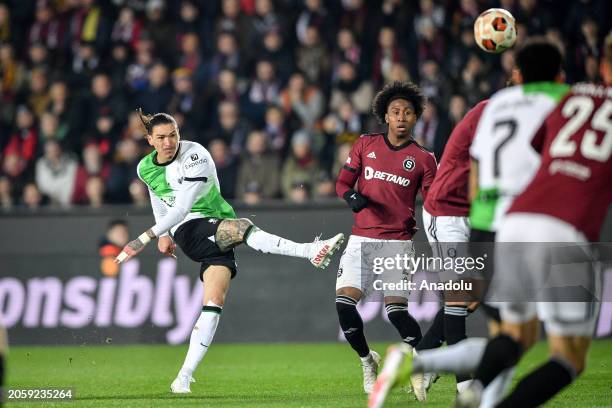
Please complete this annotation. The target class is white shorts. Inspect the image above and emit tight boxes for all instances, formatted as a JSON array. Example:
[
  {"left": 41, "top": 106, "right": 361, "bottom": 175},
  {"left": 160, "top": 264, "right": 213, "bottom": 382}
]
[
  {"left": 493, "top": 213, "right": 601, "bottom": 337},
  {"left": 422, "top": 208, "right": 470, "bottom": 243},
  {"left": 422, "top": 208, "right": 471, "bottom": 282},
  {"left": 336, "top": 235, "right": 415, "bottom": 298}
]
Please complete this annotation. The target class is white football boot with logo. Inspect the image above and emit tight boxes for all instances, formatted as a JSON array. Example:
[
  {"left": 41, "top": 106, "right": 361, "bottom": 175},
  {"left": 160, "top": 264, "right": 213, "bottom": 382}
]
[{"left": 308, "top": 233, "right": 345, "bottom": 269}]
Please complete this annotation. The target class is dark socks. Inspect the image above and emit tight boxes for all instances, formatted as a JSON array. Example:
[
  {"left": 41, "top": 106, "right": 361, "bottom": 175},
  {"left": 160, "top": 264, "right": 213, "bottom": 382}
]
[
  {"left": 416, "top": 307, "right": 445, "bottom": 351},
  {"left": 444, "top": 305, "right": 469, "bottom": 384},
  {"left": 497, "top": 358, "right": 576, "bottom": 408},
  {"left": 474, "top": 334, "right": 522, "bottom": 387},
  {"left": 385, "top": 303, "right": 423, "bottom": 348},
  {"left": 336, "top": 296, "right": 369, "bottom": 357}
]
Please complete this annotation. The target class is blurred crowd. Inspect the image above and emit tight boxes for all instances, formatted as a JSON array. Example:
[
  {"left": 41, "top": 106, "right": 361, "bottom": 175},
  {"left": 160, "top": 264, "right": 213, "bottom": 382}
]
[{"left": 0, "top": 0, "right": 609, "bottom": 209}]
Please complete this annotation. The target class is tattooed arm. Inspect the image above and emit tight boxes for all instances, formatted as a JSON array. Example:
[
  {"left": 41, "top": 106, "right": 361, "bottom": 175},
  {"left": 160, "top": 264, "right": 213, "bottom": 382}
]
[{"left": 115, "top": 229, "right": 157, "bottom": 264}]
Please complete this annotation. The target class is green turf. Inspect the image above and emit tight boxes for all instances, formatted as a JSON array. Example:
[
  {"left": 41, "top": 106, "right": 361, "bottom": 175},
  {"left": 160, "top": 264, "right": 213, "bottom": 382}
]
[{"left": 5, "top": 340, "right": 612, "bottom": 407}]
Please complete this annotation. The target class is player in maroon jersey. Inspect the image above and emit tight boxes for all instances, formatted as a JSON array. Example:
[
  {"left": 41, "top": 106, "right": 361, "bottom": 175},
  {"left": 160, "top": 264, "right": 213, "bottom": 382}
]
[
  {"left": 458, "top": 41, "right": 612, "bottom": 408},
  {"left": 335, "top": 81, "right": 437, "bottom": 393},
  {"left": 406, "top": 99, "right": 489, "bottom": 398}
]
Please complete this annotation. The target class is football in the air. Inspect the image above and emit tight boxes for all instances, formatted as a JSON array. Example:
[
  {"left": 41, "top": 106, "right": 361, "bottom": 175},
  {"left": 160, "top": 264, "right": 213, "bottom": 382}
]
[{"left": 473, "top": 8, "right": 517, "bottom": 53}]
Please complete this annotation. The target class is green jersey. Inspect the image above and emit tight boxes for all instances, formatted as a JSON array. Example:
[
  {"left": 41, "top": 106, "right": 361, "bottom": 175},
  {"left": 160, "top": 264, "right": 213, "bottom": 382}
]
[{"left": 137, "top": 140, "right": 235, "bottom": 236}]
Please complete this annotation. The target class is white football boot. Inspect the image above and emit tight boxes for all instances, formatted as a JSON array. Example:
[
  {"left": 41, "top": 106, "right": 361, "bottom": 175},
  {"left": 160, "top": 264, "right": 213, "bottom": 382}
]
[
  {"left": 362, "top": 350, "right": 382, "bottom": 394},
  {"left": 170, "top": 371, "right": 195, "bottom": 394},
  {"left": 308, "top": 233, "right": 345, "bottom": 269},
  {"left": 455, "top": 380, "right": 483, "bottom": 408}
]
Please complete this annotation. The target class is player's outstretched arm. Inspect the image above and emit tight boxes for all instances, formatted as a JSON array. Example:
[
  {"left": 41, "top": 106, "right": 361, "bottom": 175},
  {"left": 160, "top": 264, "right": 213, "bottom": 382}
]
[{"left": 115, "top": 229, "right": 157, "bottom": 264}]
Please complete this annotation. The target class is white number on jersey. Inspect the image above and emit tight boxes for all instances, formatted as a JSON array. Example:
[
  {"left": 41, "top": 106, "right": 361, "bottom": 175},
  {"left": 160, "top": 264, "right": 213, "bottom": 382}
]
[{"left": 550, "top": 97, "right": 612, "bottom": 162}]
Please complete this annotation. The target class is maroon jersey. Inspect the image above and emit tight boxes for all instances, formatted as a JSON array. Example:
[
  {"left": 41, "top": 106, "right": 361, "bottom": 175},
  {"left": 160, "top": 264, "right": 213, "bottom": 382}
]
[
  {"left": 424, "top": 100, "right": 488, "bottom": 217},
  {"left": 509, "top": 84, "right": 612, "bottom": 242},
  {"left": 336, "top": 133, "right": 437, "bottom": 240}
]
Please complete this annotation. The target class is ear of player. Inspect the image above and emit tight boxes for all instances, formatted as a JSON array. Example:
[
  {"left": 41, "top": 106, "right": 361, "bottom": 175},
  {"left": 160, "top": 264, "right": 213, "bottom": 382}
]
[{"left": 343, "top": 189, "right": 368, "bottom": 213}]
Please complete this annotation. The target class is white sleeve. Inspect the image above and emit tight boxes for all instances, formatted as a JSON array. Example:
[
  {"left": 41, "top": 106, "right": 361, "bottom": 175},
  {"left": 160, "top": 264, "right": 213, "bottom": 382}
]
[
  {"left": 150, "top": 148, "right": 215, "bottom": 237},
  {"left": 149, "top": 189, "right": 169, "bottom": 237}
]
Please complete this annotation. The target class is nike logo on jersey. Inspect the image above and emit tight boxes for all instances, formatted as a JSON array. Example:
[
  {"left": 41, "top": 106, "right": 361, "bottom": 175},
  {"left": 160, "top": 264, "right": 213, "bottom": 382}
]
[
  {"left": 364, "top": 166, "right": 411, "bottom": 187},
  {"left": 367, "top": 151, "right": 377, "bottom": 159}
]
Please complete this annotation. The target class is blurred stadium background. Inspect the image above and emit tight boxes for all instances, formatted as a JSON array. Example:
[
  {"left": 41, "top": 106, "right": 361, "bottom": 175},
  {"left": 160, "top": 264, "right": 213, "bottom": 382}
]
[{"left": 0, "top": 0, "right": 611, "bottom": 406}]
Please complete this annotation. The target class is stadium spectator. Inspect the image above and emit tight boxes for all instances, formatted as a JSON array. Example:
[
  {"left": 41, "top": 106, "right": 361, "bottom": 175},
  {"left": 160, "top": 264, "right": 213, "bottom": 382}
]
[
  {"left": 413, "top": 100, "right": 452, "bottom": 161},
  {"left": 143, "top": 0, "right": 176, "bottom": 64},
  {"left": 257, "top": 29, "right": 294, "bottom": 85},
  {"left": 235, "top": 130, "right": 280, "bottom": 202},
  {"left": 84, "top": 73, "right": 127, "bottom": 136},
  {"left": 331, "top": 28, "right": 362, "bottom": 81},
  {"left": 167, "top": 68, "right": 197, "bottom": 127},
  {"left": 21, "top": 181, "right": 46, "bottom": 210},
  {"left": 278, "top": 72, "right": 324, "bottom": 132},
  {"left": 47, "top": 80, "right": 78, "bottom": 146},
  {"left": 27, "top": 42, "right": 50, "bottom": 72},
  {"left": 4, "top": 105, "right": 38, "bottom": 178},
  {"left": 329, "top": 60, "right": 374, "bottom": 115},
  {"left": 199, "top": 68, "right": 243, "bottom": 131},
  {"left": 295, "top": 0, "right": 332, "bottom": 46},
  {"left": 99, "top": 219, "right": 130, "bottom": 277},
  {"left": 0, "top": 176, "right": 13, "bottom": 210},
  {"left": 126, "top": 41, "right": 154, "bottom": 92},
  {"left": 208, "top": 138, "right": 238, "bottom": 200},
  {"left": 372, "top": 26, "right": 406, "bottom": 88},
  {"left": 244, "top": 59, "right": 280, "bottom": 125},
  {"left": 296, "top": 25, "right": 330, "bottom": 86},
  {"left": 106, "top": 138, "right": 141, "bottom": 204},
  {"left": 419, "top": 59, "right": 451, "bottom": 107},
  {"left": 0, "top": 43, "right": 26, "bottom": 96},
  {"left": 263, "top": 104, "right": 289, "bottom": 157},
  {"left": 176, "top": 32, "right": 207, "bottom": 90},
  {"left": 72, "top": 143, "right": 111, "bottom": 205},
  {"left": 281, "top": 130, "right": 322, "bottom": 202},
  {"left": 250, "top": 0, "right": 283, "bottom": 51},
  {"left": 39, "top": 112, "right": 68, "bottom": 146},
  {"left": 416, "top": 15, "right": 446, "bottom": 65},
  {"left": 110, "top": 7, "right": 143, "bottom": 51},
  {"left": 129, "top": 179, "right": 149, "bottom": 207},
  {"left": 134, "top": 62, "right": 173, "bottom": 116},
  {"left": 216, "top": 0, "right": 253, "bottom": 53},
  {"left": 105, "top": 42, "right": 132, "bottom": 91},
  {"left": 448, "top": 94, "right": 468, "bottom": 127},
  {"left": 210, "top": 100, "right": 251, "bottom": 156},
  {"left": 70, "top": 41, "right": 101, "bottom": 89},
  {"left": 86, "top": 176, "right": 106, "bottom": 206},
  {"left": 457, "top": 52, "right": 490, "bottom": 106},
  {"left": 208, "top": 31, "right": 243, "bottom": 80},
  {"left": 35, "top": 140, "right": 78, "bottom": 207},
  {"left": 26, "top": 68, "right": 50, "bottom": 119},
  {"left": 0, "top": 3, "right": 11, "bottom": 43},
  {"left": 27, "top": 1, "right": 65, "bottom": 55}
]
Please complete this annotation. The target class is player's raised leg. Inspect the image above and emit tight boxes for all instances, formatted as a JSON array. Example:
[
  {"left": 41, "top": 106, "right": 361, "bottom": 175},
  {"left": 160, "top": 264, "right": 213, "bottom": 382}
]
[
  {"left": 214, "top": 218, "right": 344, "bottom": 269},
  {"left": 171, "top": 265, "right": 231, "bottom": 393}
]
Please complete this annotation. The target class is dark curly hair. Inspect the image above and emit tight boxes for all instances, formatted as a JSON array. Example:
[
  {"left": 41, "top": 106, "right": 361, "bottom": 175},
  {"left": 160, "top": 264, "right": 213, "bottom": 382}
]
[
  {"left": 371, "top": 81, "right": 426, "bottom": 124},
  {"left": 137, "top": 108, "right": 177, "bottom": 135}
]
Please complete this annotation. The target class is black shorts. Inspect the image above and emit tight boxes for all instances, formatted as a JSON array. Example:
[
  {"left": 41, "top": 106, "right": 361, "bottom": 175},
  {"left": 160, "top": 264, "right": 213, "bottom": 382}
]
[{"left": 173, "top": 218, "right": 238, "bottom": 280}]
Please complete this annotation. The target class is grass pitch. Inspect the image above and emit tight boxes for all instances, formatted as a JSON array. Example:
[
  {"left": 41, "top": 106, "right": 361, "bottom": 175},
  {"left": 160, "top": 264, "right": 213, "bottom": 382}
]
[{"left": 6, "top": 340, "right": 612, "bottom": 407}]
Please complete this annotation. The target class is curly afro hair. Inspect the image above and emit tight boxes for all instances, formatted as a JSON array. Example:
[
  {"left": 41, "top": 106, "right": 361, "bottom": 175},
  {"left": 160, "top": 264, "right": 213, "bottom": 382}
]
[{"left": 371, "top": 81, "right": 426, "bottom": 124}]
